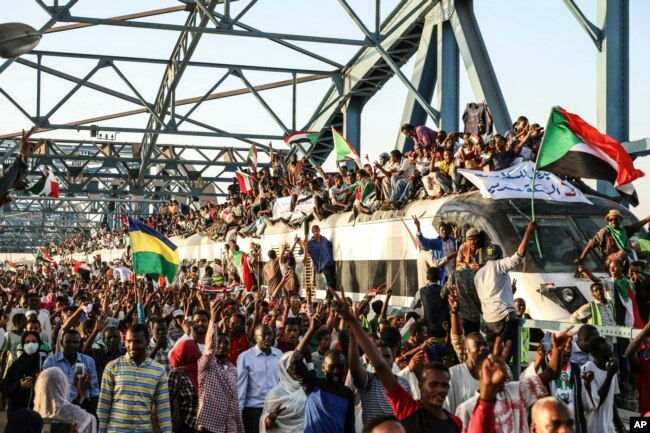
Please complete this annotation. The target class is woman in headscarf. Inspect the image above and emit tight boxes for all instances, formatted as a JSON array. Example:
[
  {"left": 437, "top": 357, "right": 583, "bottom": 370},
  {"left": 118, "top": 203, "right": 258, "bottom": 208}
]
[
  {"left": 168, "top": 338, "right": 200, "bottom": 433},
  {"left": 1, "top": 331, "right": 43, "bottom": 414},
  {"left": 259, "top": 351, "right": 306, "bottom": 433},
  {"left": 33, "top": 367, "right": 96, "bottom": 433},
  {"left": 4, "top": 408, "right": 43, "bottom": 433}
]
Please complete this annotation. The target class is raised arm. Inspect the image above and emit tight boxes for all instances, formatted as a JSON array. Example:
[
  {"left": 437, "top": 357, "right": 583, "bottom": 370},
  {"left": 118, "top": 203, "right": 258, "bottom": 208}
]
[
  {"left": 537, "top": 326, "right": 575, "bottom": 389},
  {"left": 625, "top": 320, "right": 650, "bottom": 371},
  {"left": 334, "top": 296, "right": 397, "bottom": 392},
  {"left": 517, "top": 221, "right": 537, "bottom": 258}
]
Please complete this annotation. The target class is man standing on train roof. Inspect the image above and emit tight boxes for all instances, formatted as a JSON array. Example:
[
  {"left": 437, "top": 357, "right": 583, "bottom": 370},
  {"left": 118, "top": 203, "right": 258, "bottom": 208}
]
[
  {"left": 577, "top": 209, "right": 650, "bottom": 269},
  {"left": 401, "top": 123, "right": 438, "bottom": 148},
  {"left": 413, "top": 216, "right": 457, "bottom": 287},
  {"left": 306, "top": 225, "right": 336, "bottom": 298}
]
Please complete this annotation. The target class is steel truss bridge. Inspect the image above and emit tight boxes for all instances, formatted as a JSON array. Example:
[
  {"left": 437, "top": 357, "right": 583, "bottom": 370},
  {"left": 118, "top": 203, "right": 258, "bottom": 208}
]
[{"left": 0, "top": 0, "right": 645, "bottom": 252}]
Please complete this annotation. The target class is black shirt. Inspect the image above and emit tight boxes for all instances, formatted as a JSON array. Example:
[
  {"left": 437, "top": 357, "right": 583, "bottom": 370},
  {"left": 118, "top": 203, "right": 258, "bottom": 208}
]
[{"left": 401, "top": 408, "right": 460, "bottom": 433}]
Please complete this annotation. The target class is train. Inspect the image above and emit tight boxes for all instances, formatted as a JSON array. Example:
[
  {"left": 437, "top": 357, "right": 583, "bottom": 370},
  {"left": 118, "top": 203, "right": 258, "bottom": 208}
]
[{"left": 61, "top": 191, "right": 641, "bottom": 322}]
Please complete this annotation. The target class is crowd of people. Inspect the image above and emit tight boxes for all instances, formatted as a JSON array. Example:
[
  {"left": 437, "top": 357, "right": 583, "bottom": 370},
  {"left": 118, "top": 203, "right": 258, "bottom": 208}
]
[
  {"left": 3, "top": 112, "right": 650, "bottom": 433},
  {"left": 48, "top": 112, "right": 590, "bottom": 257},
  {"left": 0, "top": 199, "right": 649, "bottom": 433}
]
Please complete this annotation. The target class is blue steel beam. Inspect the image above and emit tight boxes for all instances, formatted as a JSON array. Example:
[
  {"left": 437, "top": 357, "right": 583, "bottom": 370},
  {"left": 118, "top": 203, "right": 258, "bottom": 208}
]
[
  {"left": 28, "top": 50, "right": 337, "bottom": 76},
  {"left": 395, "top": 14, "right": 438, "bottom": 152},
  {"left": 56, "top": 15, "right": 370, "bottom": 47},
  {"left": 596, "top": 0, "right": 629, "bottom": 195},
  {"left": 436, "top": 21, "right": 459, "bottom": 134},
  {"left": 303, "top": 0, "right": 438, "bottom": 164},
  {"left": 137, "top": 0, "right": 219, "bottom": 187}
]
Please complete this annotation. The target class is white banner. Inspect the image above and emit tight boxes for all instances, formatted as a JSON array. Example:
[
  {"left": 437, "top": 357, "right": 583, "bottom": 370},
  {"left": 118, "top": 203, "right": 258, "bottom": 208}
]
[
  {"left": 271, "top": 196, "right": 293, "bottom": 221},
  {"left": 458, "top": 161, "right": 592, "bottom": 204},
  {"left": 271, "top": 196, "right": 316, "bottom": 221}
]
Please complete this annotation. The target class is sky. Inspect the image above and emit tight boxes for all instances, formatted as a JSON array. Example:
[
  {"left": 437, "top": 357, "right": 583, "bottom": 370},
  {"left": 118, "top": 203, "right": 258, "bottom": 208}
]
[{"left": 0, "top": 0, "right": 649, "bottom": 217}]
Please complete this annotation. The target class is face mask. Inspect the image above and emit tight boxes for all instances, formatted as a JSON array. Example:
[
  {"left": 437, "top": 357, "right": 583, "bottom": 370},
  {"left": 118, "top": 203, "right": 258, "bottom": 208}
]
[{"left": 23, "top": 342, "right": 39, "bottom": 355}]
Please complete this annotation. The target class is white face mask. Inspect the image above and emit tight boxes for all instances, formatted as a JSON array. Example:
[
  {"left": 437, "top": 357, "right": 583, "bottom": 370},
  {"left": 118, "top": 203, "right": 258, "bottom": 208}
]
[{"left": 23, "top": 342, "right": 39, "bottom": 355}]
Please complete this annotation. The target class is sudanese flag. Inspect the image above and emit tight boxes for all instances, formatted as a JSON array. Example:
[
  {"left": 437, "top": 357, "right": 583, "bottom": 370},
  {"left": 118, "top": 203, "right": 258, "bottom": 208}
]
[{"left": 537, "top": 106, "right": 644, "bottom": 205}]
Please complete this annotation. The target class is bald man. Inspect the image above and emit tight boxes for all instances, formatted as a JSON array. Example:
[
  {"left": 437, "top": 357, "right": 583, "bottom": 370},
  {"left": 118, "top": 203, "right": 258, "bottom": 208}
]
[
  {"left": 362, "top": 415, "right": 407, "bottom": 433},
  {"left": 530, "top": 397, "right": 576, "bottom": 433}
]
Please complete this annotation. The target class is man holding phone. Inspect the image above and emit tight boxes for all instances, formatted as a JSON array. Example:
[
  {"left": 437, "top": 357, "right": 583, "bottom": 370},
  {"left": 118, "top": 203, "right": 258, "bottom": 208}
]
[{"left": 43, "top": 329, "right": 99, "bottom": 413}]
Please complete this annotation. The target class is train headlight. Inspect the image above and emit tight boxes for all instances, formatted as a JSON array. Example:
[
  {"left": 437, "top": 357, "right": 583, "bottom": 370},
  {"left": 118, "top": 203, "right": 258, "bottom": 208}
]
[{"left": 560, "top": 287, "right": 575, "bottom": 303}]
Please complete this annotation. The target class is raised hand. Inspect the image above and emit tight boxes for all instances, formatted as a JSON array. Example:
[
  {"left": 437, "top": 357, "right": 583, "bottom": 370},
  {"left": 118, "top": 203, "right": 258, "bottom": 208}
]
[
  {"left": 552, "top": 326, "right": 576, "bottom": 353},
  {"left": 479, "top": 336, "right": 511, "bottom": 402},
  {"left": 412, "top": 216, "right": 421, "bottom": 231}
]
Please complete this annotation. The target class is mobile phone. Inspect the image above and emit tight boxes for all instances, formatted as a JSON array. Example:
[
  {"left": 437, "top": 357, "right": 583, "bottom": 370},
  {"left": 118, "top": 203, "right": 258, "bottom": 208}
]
[{"left": 75, "top": 362, "right": 85, "bottom": 378}]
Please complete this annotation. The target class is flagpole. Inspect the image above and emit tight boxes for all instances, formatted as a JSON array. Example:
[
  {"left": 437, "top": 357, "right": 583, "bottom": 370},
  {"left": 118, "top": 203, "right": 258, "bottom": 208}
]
[{"left": 530, "top": 108, "right": 556, "bottom": 260}]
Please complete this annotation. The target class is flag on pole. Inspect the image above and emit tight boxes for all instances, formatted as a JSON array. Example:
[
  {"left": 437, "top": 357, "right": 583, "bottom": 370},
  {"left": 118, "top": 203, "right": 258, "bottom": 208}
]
[
  {"left": 25, "top": 171, "right": 60, "bottom": 198},
  {"left": 35, "top": 247, "right": 55, "bottom": 263},
  {"left": 231, "top": 250, "right": 255, "bottom": 291},
  {"left": 236, "top": 171, "right": 252, "bottom": 194},
  {"left": 4, "top": 262, "right": 16, "bottom": 273},
  {"left": 247, "top": 143, "right": 258, "bottom": 172},
  {"left": 332, "top": 127, "right": 361, "bottom": 167},
  {"left": 284, "top": 131, "right": 320, "bottom": 146},
  {"left": 537, "top": 106, "right": 645, "bottom": 205},
  {"left": 73, "top": 260, "right": 91, "bottom": 282},
  {"left": 128, "top": 217, "right": 179, "bottom": 283}
]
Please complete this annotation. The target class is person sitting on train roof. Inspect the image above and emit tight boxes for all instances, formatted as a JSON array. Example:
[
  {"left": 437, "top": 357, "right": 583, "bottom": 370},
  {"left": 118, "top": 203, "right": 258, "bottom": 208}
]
[
  {"left": 374, "top": 150, "right": 414, "bottom": 207},
  {"left": 576, "top": 209, "right": 650, "bottom": 270},
  {"left": 476, "top": 134, "right": 525, "bottom": 172}
]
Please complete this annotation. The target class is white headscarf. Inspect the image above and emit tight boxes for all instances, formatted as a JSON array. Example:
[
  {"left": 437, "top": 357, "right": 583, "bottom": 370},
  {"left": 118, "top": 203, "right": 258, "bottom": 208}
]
[
  {"left": 259, "top": 351, "right": 306, "bottom": 433},
  {"left": 33, "top": 367, "right": 97, "bottom": 433}
]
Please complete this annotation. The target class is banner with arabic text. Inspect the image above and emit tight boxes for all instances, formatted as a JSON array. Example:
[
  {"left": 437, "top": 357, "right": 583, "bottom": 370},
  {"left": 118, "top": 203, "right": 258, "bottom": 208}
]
[{"left": 458, "top": 161, "right": 592, "bottom": 204}]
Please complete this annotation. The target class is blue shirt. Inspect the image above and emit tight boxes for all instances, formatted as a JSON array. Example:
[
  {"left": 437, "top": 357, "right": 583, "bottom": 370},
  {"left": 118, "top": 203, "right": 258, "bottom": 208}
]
[
  {"left": 236, "top": 345, "right": 282, "bottom": 410},
  {"left": 417, "top": 233, "right": 456, "bottom": 284},
  {"left": 42, "top": 352, "right": 100, "bottom": 400},
  {"left": 307, "top": 236, "right": 334, "bottom": 273}
]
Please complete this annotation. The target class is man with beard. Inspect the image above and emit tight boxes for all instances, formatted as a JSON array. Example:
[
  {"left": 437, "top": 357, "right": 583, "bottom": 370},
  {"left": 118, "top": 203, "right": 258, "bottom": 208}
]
[
  {"left": 334, "top": 294, "right": 460, "bottom": 433},
  {"left": 237, "top": 325, "right": 282, "bottom": 433},
  {"left": 42, "top": 329, "right": 100, "bottom": 411},
  {"left": 172, "top": 310, "right": 210, "bottom": 356},
  {"left": 98, "top": 324, "right": 171, "bottom": 433},
  {"left": 290, "top": 312, "right": 355, "bottom": 433},
  {"left": 197, "top": 301, "right": 245, "bottom": 433}
]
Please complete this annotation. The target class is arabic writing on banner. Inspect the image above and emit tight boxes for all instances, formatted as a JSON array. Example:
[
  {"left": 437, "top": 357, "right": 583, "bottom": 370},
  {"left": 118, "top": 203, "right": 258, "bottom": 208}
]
[
  {"left": 271, "top": 196, "right": 316, "bottom": 221},
  {"left": 458, "top": 161, "right": 592, "bottom": 204}
]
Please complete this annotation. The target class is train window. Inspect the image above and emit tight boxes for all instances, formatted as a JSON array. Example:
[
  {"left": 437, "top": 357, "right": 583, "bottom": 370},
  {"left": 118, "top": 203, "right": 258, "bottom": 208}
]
[{"left": 509, "top": 216, "right": 600, "bottom": 273}]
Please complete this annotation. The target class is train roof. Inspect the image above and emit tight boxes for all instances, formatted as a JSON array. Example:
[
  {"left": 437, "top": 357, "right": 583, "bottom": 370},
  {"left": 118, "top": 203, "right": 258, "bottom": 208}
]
[{"left": 314, "top": 191, "right": 638, "bottom": 231}]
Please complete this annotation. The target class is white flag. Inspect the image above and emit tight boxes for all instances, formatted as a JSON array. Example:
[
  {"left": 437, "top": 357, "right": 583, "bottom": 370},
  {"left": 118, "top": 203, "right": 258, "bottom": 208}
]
[{"left": 458, "top": 161, "right": 592, "bottom": 204}]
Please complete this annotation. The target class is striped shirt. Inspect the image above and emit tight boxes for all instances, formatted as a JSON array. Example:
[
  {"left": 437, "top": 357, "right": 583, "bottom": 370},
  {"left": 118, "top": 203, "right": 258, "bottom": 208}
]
[
  {"left": 97, "top": 355, "right": 172, "bottom": 433},
  {"left": 357, "top": 371, "right": 412, "bottom": 424}
]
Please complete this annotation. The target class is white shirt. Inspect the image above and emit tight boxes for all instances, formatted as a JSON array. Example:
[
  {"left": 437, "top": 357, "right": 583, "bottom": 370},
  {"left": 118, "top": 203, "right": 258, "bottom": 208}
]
[
  {"left": 581, "top": 361, "right": 619, "bottom": 433},
  {"left": 474, "top": 253, "right": 523, "bottom": 323},
  {"left": 396, "top": 158, "right": 415, "bottom": 178},
  {"left": 444, "top": 363, "right": 478, "bottom": 414}
]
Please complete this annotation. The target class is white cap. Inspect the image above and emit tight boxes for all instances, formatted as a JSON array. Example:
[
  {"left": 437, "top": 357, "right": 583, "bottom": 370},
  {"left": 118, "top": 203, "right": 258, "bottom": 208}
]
[{"left": 172, "top": 309, "right": 185, "bottom": 318}]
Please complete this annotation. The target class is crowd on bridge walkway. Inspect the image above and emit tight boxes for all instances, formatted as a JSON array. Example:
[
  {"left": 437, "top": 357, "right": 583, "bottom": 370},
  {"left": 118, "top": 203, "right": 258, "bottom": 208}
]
[{"left": 2, "top": 111, "right": 650, "bottom": 433}]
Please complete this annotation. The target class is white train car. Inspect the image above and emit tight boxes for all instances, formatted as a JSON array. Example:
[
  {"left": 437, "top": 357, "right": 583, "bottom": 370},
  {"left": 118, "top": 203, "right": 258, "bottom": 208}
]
[{"left": 63, "top": 192, "right": 639, "bottom": 321}]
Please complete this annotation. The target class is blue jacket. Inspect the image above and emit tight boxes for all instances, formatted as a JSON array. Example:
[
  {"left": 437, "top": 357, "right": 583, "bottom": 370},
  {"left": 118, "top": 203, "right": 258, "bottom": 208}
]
[{"left": 417, "top": 233, "right": 456, "bottom": 284}]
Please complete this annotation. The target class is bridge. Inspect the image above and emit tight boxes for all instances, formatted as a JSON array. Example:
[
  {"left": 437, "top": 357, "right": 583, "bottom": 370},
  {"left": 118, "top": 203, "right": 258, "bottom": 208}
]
[{"left": 0, "top": 0, "right": 647, "bottom": 252}]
